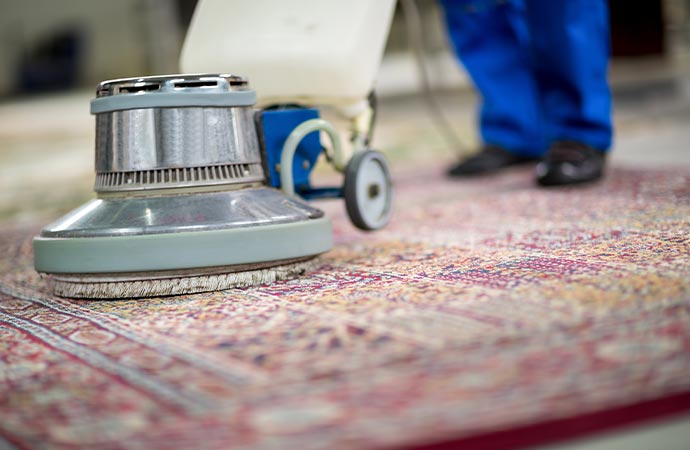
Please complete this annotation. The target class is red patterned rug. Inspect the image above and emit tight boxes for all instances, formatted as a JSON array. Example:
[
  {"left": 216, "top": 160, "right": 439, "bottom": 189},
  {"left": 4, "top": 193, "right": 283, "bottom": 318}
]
[{"left": 1, "top": 165, "right": 689, "bottom": 450}]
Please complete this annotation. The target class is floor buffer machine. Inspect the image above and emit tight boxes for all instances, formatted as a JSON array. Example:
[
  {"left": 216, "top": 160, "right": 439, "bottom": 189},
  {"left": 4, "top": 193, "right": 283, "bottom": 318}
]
[{"left": 33, "top": 0, "right": 396, "bottom": 298}]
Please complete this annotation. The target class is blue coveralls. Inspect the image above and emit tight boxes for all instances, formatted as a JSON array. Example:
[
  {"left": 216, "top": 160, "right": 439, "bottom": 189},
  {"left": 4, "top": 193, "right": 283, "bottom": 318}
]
[{"left": 440, "top": 0, "right": 613, "bottom": 157}]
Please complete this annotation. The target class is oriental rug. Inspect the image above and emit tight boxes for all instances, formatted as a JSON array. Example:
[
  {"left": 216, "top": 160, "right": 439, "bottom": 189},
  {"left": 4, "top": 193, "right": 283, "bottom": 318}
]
[{"left": 1, "top": 165, "right": 689, "bottom": 450}]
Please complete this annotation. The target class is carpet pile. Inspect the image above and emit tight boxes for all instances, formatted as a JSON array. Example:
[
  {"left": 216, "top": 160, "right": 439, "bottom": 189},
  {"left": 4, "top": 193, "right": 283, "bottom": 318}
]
[{"left": 1, "top": 165, "right": 689, "bottom": 450}]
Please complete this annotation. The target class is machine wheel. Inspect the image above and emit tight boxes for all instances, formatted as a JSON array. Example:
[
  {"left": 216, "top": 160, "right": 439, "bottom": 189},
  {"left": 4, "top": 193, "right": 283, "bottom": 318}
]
[{"left": 343, "top": 150, "right": 393, "bottom": 231}]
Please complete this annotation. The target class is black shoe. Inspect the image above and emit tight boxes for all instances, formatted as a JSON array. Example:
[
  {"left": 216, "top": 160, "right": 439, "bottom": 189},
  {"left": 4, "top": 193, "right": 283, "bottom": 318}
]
[
  {"left": 536, "top": 141, "right": 606, "bottom": 187},
  {"left": 447, "top": 145, "right": 538, "bottom": 177}
]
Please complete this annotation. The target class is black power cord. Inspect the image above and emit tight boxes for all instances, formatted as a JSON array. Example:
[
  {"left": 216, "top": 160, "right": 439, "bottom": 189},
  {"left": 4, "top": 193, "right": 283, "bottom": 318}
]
[{"left": 400, "top": 0, "right": 469, "bottom": 155}]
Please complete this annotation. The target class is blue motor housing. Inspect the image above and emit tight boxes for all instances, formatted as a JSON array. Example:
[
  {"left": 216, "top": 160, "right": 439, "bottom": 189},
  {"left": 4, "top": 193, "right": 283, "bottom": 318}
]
[
  {"left": 256, "top": 106, "right": 392, "bottom": 230},
  {"left": 258, "top": 108, "right": 322, "bottom": 193}
]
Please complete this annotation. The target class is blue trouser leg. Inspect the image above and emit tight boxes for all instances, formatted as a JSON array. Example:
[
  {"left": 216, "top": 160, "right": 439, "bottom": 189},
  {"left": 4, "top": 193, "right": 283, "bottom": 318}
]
[
  {"left": 440, "top": 0, "right": 613, "bottom": 155},
  {"left": 524, "top": 0, "right": 613, "bottom": 151},
  {"left": 440, "top": 0, "right": 546, "bottom": 157}
]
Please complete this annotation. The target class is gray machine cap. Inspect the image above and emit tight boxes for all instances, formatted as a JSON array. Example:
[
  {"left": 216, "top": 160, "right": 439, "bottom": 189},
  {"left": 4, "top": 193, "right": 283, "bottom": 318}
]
[{"left": 90, "top": 74, "right": 258, "bottom": 113}]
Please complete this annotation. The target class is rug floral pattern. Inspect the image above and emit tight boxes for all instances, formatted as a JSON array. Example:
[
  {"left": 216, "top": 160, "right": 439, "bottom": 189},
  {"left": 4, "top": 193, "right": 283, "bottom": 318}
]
[{"left": 1, "top": 165, "right": 689, "bottom": 449}]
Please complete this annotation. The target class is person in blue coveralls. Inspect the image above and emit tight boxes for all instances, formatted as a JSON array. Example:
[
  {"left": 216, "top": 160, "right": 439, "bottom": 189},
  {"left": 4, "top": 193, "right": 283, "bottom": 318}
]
[{"left": 440, "top": 0, "right": 613, "bottom": 186}]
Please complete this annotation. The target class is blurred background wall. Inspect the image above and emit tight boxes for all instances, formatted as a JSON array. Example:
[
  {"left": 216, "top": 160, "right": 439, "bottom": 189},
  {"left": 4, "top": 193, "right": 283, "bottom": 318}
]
[
  {"left": 0, "top": 0, "right": 185, "bottom": 96},
  {"left": 1, "top": 0, "right": 689, "bottom": 98}
]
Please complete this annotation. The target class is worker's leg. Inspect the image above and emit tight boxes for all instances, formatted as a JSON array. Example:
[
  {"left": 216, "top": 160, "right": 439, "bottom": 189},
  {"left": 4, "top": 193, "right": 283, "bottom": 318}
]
[
  {"left": 441, "top": 0, "right": 546, "bottom": 158},
  {"left": 524, "top": 0, "right": 613, "bottom": 151}
]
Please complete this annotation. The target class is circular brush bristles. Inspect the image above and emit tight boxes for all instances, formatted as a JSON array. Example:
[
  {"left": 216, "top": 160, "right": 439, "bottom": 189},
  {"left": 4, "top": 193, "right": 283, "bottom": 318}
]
[{"left": 51, "top": 259, "right": 318, "bottom": 299}]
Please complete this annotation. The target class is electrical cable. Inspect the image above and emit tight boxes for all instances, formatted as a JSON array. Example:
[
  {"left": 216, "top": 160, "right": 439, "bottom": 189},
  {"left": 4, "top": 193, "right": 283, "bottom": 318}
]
[{"left": 400, "top": 0, "right": 469, "bottom": 155}]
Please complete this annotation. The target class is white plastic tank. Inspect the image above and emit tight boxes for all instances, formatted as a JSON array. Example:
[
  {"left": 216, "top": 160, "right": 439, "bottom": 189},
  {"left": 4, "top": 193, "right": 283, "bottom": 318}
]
[{"left": 179, "top": 0, "right": 396, "bottom": 114}]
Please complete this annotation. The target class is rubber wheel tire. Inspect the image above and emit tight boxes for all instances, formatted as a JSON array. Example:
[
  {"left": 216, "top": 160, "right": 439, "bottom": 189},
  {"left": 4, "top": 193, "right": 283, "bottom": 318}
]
[{"left": 343, "top": 150, "right": 393, "bottom": 231}]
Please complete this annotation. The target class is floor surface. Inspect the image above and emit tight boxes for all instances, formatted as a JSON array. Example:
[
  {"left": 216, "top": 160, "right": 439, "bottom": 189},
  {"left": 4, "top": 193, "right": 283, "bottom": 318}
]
[{"left": 0, "top": 62, "right": 689, "bottom": 450}]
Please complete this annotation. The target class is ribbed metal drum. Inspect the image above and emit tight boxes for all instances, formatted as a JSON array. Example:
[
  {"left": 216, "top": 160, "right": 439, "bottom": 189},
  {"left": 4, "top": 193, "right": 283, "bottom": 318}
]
[{"left": 91, "top": 74, "right": 264, "bottom": 193}]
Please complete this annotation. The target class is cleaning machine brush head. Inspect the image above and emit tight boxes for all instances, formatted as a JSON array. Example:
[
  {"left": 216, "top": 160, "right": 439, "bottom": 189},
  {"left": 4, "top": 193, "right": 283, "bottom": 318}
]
[{"left": 33, "top": 74, "right": 332, "bottom": 299}]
